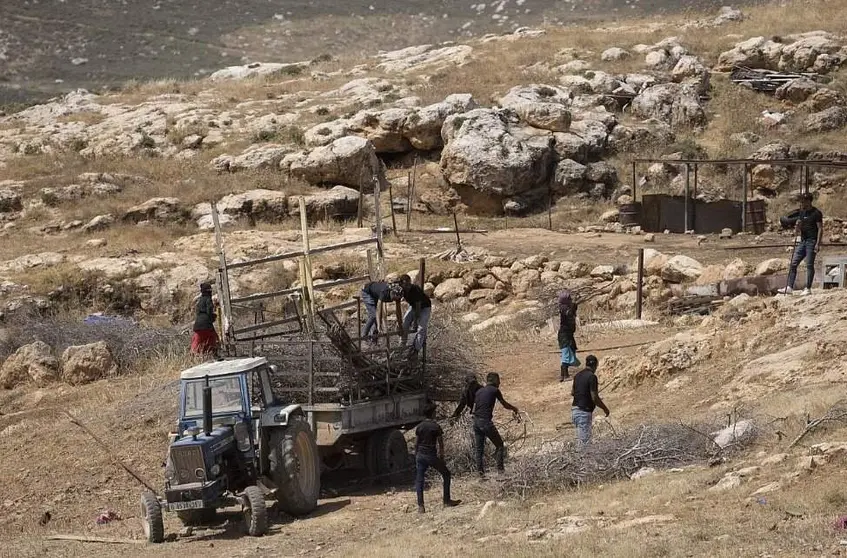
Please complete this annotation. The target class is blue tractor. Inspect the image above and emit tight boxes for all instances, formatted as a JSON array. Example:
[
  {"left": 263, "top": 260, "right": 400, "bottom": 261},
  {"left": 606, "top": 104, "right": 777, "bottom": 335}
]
[{"left": 140, "top": 357, "right": 321, "bottom": 542}]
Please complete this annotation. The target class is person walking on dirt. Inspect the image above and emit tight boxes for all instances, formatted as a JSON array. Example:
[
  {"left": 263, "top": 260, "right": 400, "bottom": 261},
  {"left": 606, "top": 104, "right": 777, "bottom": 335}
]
[
  {"left": 571, "top": 355, "right": 610, "bottom": 444},
  {"left": 360, "top": 280, "right": 403, "bottom": 343},
  {"left": 451, "top": 374, "right": 482, "bottom": 420},
  {"left": 557, "top": 290, "right": 580, "bottom": 382},
  {"left": 778, "top": 192, "right": 823, "bottom": 296},
  {"left": 397, "top": 274, "right": 432, "bottom": 356},
  {"left": 414, "top": 405, "right": 462, "bottom": 514},
  {"left": 190, "top": 282, "right": 219, "bottom": 355},
  {"left": 473, "top": 372, "right": 520, "bottom": 477}
]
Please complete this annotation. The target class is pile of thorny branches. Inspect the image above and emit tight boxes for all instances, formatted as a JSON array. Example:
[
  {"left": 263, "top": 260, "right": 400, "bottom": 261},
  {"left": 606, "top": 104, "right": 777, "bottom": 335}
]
[
  {"left": 498, "top": 422, "right": 755, "bottom": 499},
  {"left": 439, "top": 415, "right": 757, "bottom": 500}
]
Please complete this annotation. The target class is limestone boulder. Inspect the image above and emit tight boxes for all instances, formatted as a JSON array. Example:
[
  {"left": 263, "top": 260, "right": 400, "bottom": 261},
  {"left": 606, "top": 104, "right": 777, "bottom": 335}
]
[
  {"left": 723, "top": 258, "right": 751, "bottom": 280},
  {"left": 286, "top": 136, "right": 380, "bottom": 188},
  {"left": 631, "top": 84, "right": 706, "bottom": 127},
  {"left": 82, "top": 214, "right": 115, "bottom": 233},
  {"left": 754, "top": 258, "right": 787, "bottom": 276},
  {"left": 640, "top": 249, "right": 669, "bottom": 276},
  {"left": 802, "top": 106, "right": 847, "bottom": 133},
  {"left": 498, "top": 84, "right": 573, "bottom": 132},
  {"left": 123, "top": 197, "right": 188, "bottom": 224},
  {"left": 716, "top": 36, "right": 785, "bottom": 70},
  {"left": 552, "top": 159, "right": 588, "bottom": 195},
  {"left": 347, "top": 108, "right": 412, "bottom": 153},
  {"left": 211, "top": 144, "right": 291, "bottom": 172},
  {"left": 403, "top": 94, "right": 478, "bottom": 151},
  {"left": 440, "top": 108, "right": 556, "bottom": 201},
  {"left": 775, "top": 78, "right": 820, "bottom": 104},
  {"left": 601, "top": 47, "right": 630, "bottom": 61},
  {"left": 661, "top": 255, "right": 703, "bottom": 283},
  {"left": 291, "top": 186, "right": 360, "bottom": 222},
  {"left": 434, "top": 278, "right": 469, "bottom": 302},
  {"left": 216, "top": 189, "right": 289, "bottom": 222},
  {"left": 61, "top": 341, "right": 118, "bottom": 385},
  {"left": 0, "top": 341, "right": 59, "bottom": 388},
  {"left": 0, "top": 189, "right": 23, "bottom": 213}
]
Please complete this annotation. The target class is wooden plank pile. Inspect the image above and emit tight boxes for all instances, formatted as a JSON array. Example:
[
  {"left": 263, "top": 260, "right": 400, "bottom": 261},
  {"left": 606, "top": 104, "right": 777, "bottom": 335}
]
[{"left": 729, "top": 65, "right": 818, "bottom": 93}]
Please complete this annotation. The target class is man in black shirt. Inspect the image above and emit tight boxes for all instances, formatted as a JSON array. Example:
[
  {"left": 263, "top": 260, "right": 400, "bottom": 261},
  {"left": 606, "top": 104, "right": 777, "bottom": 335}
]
[
  {"left": 414, "top": 405, "right": 461, "bottom": 513},
  {"left": 571, "top": 355, "right": 610, "bottom": 444},
  {"left": 779, "top": 193, "right": 823, "bottom": 296},
  {"left": 451, "top": 374, "right": 482, "bottom": 420},
  {"left": 398, "top": 274, "right": 432, "bottom": 354},
  {"left": 472, "top": 372, "right": 520, "bottom": 476},
  {"left": 360, "top": 280, "right": 403, "bottom": 343}
]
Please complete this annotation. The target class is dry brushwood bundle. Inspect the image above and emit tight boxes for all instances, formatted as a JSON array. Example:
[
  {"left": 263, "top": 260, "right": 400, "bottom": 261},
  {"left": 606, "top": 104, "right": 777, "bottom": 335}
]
[
  {"left": 497, "top": 422, "right": 749, "bottom": 500},
  {"left": 440, "top": 414, "right": 529, "bottom": 474}
]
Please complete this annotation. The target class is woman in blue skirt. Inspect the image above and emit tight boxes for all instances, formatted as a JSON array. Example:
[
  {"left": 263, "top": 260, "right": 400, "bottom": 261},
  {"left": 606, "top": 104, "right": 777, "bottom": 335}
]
[{"left": 557, "top": 290, "right": 579, "bottom": 382}]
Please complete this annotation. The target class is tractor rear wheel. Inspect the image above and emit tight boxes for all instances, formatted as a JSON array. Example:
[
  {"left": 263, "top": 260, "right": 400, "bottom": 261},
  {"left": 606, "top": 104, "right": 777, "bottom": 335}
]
[
  {"left": 268, "top": 419, "right": 320, "bottom": 516},
  {"left": 140, "top": 491, "right": 164, "bottom": 543},
  {"left": 366, "top": 429, "right": 410, "bottom": 484},
  {"left": 177, "top": 508, "right": 217, "bottom": 526},
  {"left": 241, "top": 485, "right": 268, "bottom": 537}
]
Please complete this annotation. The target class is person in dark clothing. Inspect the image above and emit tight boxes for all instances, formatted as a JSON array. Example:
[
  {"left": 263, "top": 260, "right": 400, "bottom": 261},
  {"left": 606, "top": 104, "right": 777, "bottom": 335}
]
[
  {"left": 191, "top": 282, "right": 219, "bottom": 355},
  {"left": 557, "top": 290, "right": 579, "bottom": 382},
  {"left": 397, "top": 274, "right": 432, "bottom": 354},
  {"left": 451, "top": 374, "right": 482, "bottom": 420},
  {"left": 778, "top": 193, "right": 823, "bottom": 296},
  {"left": 571, "top": 355, "right": 610, "bottom": 444},
  {"left": 414, "top": 405, "right": 461, "bottom": 513},
  {"left": 472, "top": 372, "right": 520, "bottom": 476},
  {"left": 360, "top": 281, "right": 403, "bottom": 343}
]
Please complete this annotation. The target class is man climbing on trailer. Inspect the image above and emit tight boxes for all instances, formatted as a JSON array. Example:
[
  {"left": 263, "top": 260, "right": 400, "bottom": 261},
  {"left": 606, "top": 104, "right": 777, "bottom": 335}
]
[
  {"left": 414, "top": 405, "right": 462, "bottom": 514},
  {"left": 361, "top": 280, "right": 403, "bottom": 343},
  {"left": 397, "top": 274, "right": 432, "bottom": 357},
  {"left": 473, "top": 372, "right": 520, "bottom": 478},
  {"left": 190, "top": 282, "right": 219, "bottom": 356},
  {"left": 778, "top": 192, "right": 823, "bottom": 296}
]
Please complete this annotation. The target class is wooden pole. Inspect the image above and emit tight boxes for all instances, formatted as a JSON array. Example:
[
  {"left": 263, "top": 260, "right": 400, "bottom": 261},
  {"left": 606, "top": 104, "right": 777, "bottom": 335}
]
[
  {"left": 418, "top": 257, "right": 425, "bottom": 289},
  {"left": 408, "top": 156, "right": 418, "bottom": 233},
  {"left": 452, "top": 211, "right": 463, "bottom": 251},
  {"left": 388, "top": 180, "right": 397, "bottom": 235},
  {"left": 636, "top": 248, "right": 644, "bottom": 320},
  {"left": 299, "top": 196, "right": 316, "bottom": 332},
  {"left": 684, "top": 164, "right": 691, "bottom": 233},
  {"left": 373, "top": 173, "right": 384, "bottom": 279},
  {"left": 631, "top": 160, "right": 637, "bottom": 199},
  {"left": 406, "top": 170, "right": 413, "bottom": 232},
  {"left": 742, "top": 164, "right": 748, "bottom": 233},
  {"left": 357, "top": 168, "right": 364, "bottom": 229},
  {"left": 547, "top": 182, "right": 553, "bottom": 230},
  {"left": 692, "top": 163, "right": 698, "bottom": 232}
]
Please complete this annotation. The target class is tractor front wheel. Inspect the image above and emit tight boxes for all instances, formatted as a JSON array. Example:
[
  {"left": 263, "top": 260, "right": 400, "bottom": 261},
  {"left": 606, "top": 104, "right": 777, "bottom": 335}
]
[
  {"left": 140, "top": 491, "right": 164, "bottom": 543},
  {"left": 241, "top": 485, "right": 268, "bottom": 537}
]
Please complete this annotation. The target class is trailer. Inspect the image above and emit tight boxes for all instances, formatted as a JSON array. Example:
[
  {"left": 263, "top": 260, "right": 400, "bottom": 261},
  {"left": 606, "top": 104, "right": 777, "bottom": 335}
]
[{"left": 210, "top": 194, "right": 431, "bottom": 480}]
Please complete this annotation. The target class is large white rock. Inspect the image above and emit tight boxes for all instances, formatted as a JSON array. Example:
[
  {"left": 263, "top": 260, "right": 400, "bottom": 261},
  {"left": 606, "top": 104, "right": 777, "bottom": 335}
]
[
  {"left": 754, "top": 258, "right": 788, "bottom": 276},
  {"left": 211, "top": 144, "right": 292, "bottom": 172},
  {"left": 209, "top": 61, "right": 309, "bottom": 81},
  {"left": 0, "top": 341, "right": 59, "bottom": 388},
  {"left": 215, "top": 189, "right": 289, "bottom": 222},
  {"left": 433, "top": 278, "right": 469, "bottom": 301},
  {"left": 61, "top": 341, "right": 118, "bottom": 385},
  {"left": 661, "top": 255, "right": 703, "bottom": 282},
  {"left": 440, "top": 108, "right": 556, "bottom": 199},
  {"left": 631, "top": 84, "right": 707, "bottom": 127},
  {"left": 404, "top": 94, "right": 478, "bottom": 151},
  {"left": 286, "top": 136, "right": 380, "bottom": 187},
  {"left": 711, "top": 420, "right": 754, "bottom": 448},
  {"left": 123, "top": 197, "right": 186, "bottom": 224},
  {"left": 291, "top": 186, "right": 360, "bottom": 222},
  {"left": 601, "top": 47, "right": 631, "bottom": 61},
  {"left": 498, "top": 84, "right": 573, "bottom": 132}
]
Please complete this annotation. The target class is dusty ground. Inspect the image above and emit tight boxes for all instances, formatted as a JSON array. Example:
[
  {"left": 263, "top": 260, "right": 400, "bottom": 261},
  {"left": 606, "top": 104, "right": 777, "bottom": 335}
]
[
  {"left": 0, "top": 0, "right": 746, "bottom": 104},
  {"left": 4, "top": 282, "right": 847, "bottom": 558}
]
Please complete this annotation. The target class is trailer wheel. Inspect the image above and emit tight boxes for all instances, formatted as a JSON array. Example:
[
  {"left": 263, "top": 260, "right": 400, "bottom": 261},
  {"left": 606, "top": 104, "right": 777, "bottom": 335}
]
[
  {"left": 367, "top": 429, "right": 409, "bottom": 483},
  {"left": 177, "top": 508, "right": 217, "bottom": 526},
  {"left": 269, "top": 419, "right": 320, "bottom": 516},
  {"left": 140, "top": 491, "right": 164, "bottom": 544},
  {"left": 241, "top": 485, "right": 268, "bottom": 537}
]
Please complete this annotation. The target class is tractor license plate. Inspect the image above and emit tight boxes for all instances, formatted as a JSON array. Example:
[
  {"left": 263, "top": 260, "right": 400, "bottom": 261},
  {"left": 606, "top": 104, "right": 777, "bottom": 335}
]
[{"left": 169, "top": 499, "right": 204, "bottom": 511}]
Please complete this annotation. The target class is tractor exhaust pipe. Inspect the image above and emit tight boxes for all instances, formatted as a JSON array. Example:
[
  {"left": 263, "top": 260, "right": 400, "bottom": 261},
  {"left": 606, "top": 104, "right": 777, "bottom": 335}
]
[{"left": 202, "top": 383, "right": 213, "bottom": 436}]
